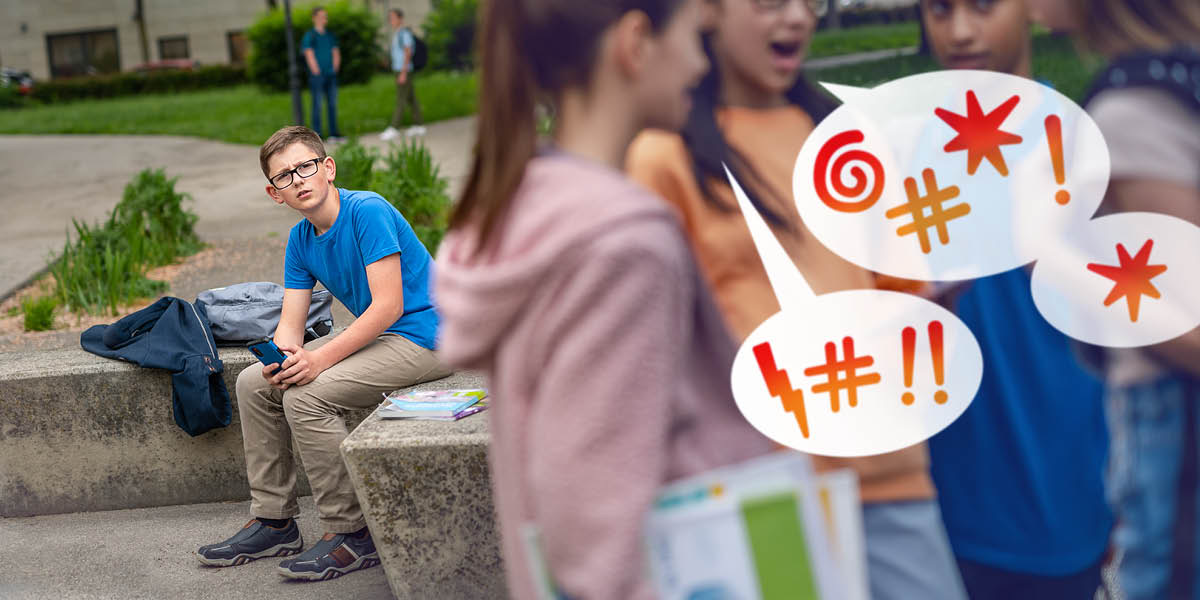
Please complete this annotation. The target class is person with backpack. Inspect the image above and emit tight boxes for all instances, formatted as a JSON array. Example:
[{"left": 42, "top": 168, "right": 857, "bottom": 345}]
[
  {"left": 1033, "top": 0, "right": 1200, "bottom": 597},
  {"left": 381, "top": 8, "right": 426, "bottom": 140}
]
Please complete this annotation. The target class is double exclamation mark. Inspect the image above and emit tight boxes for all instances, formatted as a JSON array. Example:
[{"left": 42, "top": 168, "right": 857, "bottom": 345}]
[{"left": 901, "top": 320, "right": 948, "bottom": 405}]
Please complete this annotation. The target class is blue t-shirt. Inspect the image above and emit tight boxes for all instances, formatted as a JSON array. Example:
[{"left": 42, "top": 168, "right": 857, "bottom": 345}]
[
  {"left": 391, "top": 28, "right": 414, "bottom": 73},
  {"left": 284, "top": 189, "right": 439, "bottom": 349},
  {"left": 929, "top": 268, "right": 1111, "bottom": 575},
  {"left": 301, "top": 28, "right": 338, "bottom": 75}
]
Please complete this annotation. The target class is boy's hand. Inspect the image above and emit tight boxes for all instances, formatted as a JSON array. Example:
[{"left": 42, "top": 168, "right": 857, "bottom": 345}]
[
  {"left": 261, "top": 362, "right": 285, "bottom": 389},
  {"left": 397, "top": 71, "right": 407, "bottom": 84},
  {"left": 269, "top": 344, "right": 331, "bottom": 389}
]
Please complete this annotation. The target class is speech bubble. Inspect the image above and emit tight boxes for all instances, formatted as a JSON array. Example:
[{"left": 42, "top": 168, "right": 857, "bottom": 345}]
[
  {"left": 1029, "top": 212, "right": 1200, "bottom": 347},
  {"left": 725, "top": 169, "right": 983, "bottom": 457},
  {"left": 796, "top": 70, "right": 1110, "bottom": 281}
]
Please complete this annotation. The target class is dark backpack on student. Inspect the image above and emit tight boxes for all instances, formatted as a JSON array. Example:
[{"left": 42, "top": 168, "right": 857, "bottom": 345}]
[
  {"left": 1082, "top": 45, "right": 1200, "bottom": 600},
  {"left": 1082, "top": 45, "right": 1200, "bottom": 114},
  {"left": 407, "top": 27, "right": 428, "bottom": 72}
]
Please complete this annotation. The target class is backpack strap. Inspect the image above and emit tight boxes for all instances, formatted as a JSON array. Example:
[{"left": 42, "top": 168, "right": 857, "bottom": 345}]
[{"left": 1082, "top": 45, "right": 1200, "bottom": 114}]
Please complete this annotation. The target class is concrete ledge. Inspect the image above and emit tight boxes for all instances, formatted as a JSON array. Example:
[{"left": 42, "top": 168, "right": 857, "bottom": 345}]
[
  {"left": 342, "top": 372, "right": 506, "bottom": 599},
  {"left": 0, "top": 347, "right": 371, "bottom": 517}
]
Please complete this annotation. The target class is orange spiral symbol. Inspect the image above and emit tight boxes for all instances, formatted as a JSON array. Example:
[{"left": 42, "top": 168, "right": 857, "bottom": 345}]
[{"left": 814, "top": 129, "right": 885, "bottom": 213}]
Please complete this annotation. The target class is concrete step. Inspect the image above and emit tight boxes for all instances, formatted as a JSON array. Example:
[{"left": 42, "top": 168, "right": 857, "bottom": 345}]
[{"left": 0, "top": 496, "right": 393, "bottom": 600}]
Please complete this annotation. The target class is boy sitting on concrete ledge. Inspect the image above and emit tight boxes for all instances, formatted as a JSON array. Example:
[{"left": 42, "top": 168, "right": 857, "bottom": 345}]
[{"left": 197, "top": 125, "right": 450, "bottom": 581}]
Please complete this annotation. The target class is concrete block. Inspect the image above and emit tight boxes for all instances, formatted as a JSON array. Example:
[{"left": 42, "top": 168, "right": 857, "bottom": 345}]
[
  {"left": 0, "top": 347, "right": 370, "bottom": 517},
  {"left": 341, "top": 372, "right": 506, "bottom": 599}
]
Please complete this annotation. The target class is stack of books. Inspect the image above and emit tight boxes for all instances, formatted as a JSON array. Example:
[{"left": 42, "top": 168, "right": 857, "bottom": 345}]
[{"left": 377, "top": 388, "right": 489, "bottom": 421}]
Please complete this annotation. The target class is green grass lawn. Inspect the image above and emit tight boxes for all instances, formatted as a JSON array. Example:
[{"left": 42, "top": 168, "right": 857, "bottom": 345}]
[
  {"left": 0, "top": 70, "right": 477, "bottom": 145},
  {"left": 812, "top": 33, "right": 1101, "bottom": 101},
  {"left": 0, "top": 28, "right": 1098, "bottom": 144},
  {"left": 809, "top": 22, "right": 920, "bottom": 59}
]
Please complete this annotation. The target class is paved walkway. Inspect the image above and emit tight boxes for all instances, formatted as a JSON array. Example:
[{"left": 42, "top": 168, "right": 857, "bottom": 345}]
[
  {"left": 0, "top": 116, "right": 476, "bottom": 302},
  {"left": 808, "top": 46, "right": 920, "bottom": 70},
  {"left": 0, "top": 496, "right": 393, "bottom": 600}
]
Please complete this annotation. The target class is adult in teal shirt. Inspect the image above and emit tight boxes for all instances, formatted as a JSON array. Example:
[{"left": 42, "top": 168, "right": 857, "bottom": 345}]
[{"left": 301, "top": 6, "right": 342, "bottom": 141}]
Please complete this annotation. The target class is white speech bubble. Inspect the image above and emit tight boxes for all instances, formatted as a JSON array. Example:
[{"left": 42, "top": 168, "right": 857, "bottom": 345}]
[
  {"left": 797, "top": 70, "right": 1109, "bottom": 281},
  {"left": 726, "top": 169, "right": 983, "bottom": 456},
  {"left": 1030, "top": 212, "right": 1200, "bottom": 347}
]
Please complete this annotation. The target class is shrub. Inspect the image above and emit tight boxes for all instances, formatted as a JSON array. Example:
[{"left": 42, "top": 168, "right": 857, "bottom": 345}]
[
  {"left": 51, "top": 168, "right": 203, "bottom": 315},
  {"left": 425, "top": 0, "right": 478, "bottom": 71},
  {"left": 28, "top": 65, "right": 246, "bottom": 104},
  {"left": 328, "top": 137, "right": 450, "bottom": 251},
  {"left": 22, "top": 296, "right": 57, "bottom": 331},
  {"left": 375, "top": 140, "right": 450, "bottom": 251},
  {"left": 330, "top": 137, "right": 378, "bottom": 191},
  {"left": 247, "top": 1, "right": 380, "bottom": 91},
  {"left": 0, "top": 85, "right": 24, "bottom": 109}
]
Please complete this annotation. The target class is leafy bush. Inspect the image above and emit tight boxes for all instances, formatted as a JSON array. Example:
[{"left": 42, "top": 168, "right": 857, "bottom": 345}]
[
  {"left": 0, "top": 85, "right": 25, "bottom": 109},
  {"left": 425, "top": 0, "right": 478, "bottom": 71},
  {"left": 51, "top": 168, "right": 203, "bottom": 315},
  {"left": 247, "top": 1, "right": 380, "bottom": 92},
  {"left": 28, "top": 65, "right": 246, "bottom": 104},
  {"left": 330, "top": 137, "right": 378, "bottom": 190},
  {"left": 22, "top": 296, "right": 57, "bottom": 331},
  {"left": 327, "top": 137, "right": 449, "bottom": 251},
  {"left": 375, "top": 140, "right": 450, "bottom": 251}
]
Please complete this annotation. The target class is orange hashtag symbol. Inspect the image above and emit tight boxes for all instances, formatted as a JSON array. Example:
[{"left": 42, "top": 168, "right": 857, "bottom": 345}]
[
  {"left": 885, "top": 168, "right": 970, "bottom": 254},
  {"left": 803, "top": 336, "right": 881, "bottom": 413}
]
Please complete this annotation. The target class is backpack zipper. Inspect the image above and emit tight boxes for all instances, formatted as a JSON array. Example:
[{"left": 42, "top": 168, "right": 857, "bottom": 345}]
[{"left": 188, "top": 301, "right": 217, "bottom": 358}]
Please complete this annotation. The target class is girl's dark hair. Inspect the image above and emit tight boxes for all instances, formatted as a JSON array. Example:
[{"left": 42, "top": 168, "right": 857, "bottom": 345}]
[
  {"left": 452, "top": 0, "right": 685, "bottom": 252},
  {"left": 681, "top": 34, "right": 839, "bottom": 227}
]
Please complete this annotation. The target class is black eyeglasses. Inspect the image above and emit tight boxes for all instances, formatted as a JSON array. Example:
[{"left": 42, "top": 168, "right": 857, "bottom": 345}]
[{"left": 269, "top": 157, "right": 323, "bottom": 190}]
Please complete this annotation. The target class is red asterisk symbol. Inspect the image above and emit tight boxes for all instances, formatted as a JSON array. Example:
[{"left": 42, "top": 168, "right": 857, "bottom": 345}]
[
  {"left": 1086, "top": 239, "right": 1168, "bottom": 323},
  {"left": 935, "top": 90, "right": 1024, "bottom": 176}
]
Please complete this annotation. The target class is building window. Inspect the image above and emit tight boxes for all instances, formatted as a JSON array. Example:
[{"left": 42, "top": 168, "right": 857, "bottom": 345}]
[
  {"left": 158, "top": 36, "right": 189, "bottom": 60},
  {"left": 46, "top": 28, "right": 119, "bottom": 78},
  {"left": 227, "top": 31, "right": 248, "bottom": 66}
]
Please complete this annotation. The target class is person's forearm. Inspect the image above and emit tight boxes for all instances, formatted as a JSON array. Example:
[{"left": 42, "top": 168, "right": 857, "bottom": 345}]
[
  {"left": 333, "top": 49, "right": 341, "bottom": 73},
  {"left": 304, "top": 50, "right": 319, "bottom": 74},
  {"left": 313, "top": 300, "right": 402, "bottom": 367}
]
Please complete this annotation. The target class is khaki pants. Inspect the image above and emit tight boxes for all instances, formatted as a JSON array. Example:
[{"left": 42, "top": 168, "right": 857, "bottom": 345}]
[
  {"left": 390, "top": 75, "right": 422, "bottom": 129},
  {"left": 236, "top": 332, "right": 451, "bottom": 533}
]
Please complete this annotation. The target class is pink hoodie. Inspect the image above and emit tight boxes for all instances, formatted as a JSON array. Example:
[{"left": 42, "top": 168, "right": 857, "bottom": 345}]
[{"left": 435, "top": 153, "right": 773, "bottom": 600}]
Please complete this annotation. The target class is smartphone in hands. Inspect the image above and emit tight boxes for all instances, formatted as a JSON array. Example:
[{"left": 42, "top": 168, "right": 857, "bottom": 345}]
[{"left": 247, "top": 338, "right": 288, "bottom": 375}]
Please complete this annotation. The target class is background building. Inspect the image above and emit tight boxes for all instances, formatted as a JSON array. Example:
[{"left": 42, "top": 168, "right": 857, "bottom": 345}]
[{"left": 0, "top": 0, "right": 429, "bottom": 80}]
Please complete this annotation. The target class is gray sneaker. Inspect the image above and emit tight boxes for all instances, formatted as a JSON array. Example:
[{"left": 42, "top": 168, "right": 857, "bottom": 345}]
[
  {"left": 277, "top": 530, "right": 380, "bottom": 581},
  {"left": 196, "top": 519, "right": 303, "bottom": 567}
]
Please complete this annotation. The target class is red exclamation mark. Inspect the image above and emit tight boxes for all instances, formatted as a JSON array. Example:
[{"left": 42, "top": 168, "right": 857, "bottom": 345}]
[
  {"left": 929, "top": 320, "right": 948, "bottom": 404},
  {"left": 901, "top": 326, "right": 916, "bottom": 405},
  {"left": 1044, "top": 115, "right": 1070, "bottom": 205}
]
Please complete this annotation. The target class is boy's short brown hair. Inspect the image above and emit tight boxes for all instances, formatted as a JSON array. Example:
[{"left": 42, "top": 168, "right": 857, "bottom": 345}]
[{"left": 259, "top": 126, "right": 326, "bottom": 178}]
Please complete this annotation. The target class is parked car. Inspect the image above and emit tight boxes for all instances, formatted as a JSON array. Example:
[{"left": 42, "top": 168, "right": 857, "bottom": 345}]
[{"left": 0, "top": 67, "right": 34, "bottom": 95}]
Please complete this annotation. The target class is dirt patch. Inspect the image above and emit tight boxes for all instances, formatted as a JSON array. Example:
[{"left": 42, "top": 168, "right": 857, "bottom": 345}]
[{"left": 0, "top": 236, "right": 293, "bottom": 354}]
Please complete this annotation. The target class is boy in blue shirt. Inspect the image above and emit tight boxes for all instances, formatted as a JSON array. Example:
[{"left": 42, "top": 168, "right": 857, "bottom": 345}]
[
  {"left": 380, "top": 8, "right": 425, "bottom": 141},
  {"left": 919, "top": 0, "right": 1113, "bottom": 597},
  {"left": 302, "top": 6, "right": 343, "bottom": 142},
  {"left": 196, "top": 125, "right": 450, "bottom": 581}
]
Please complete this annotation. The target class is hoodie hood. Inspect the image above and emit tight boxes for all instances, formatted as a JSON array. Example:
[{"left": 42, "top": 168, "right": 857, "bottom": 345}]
[{"left": 434, "top": 153, "right": 677, "bottom": 369}]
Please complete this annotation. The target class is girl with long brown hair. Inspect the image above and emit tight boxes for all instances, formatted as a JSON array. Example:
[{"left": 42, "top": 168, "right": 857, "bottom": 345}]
[
  {"left": 433, "top": 1, "right": 776, "bottom": 597},
  {"left": 625, "top": 1, "right": 965, "bottom": 598}
]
